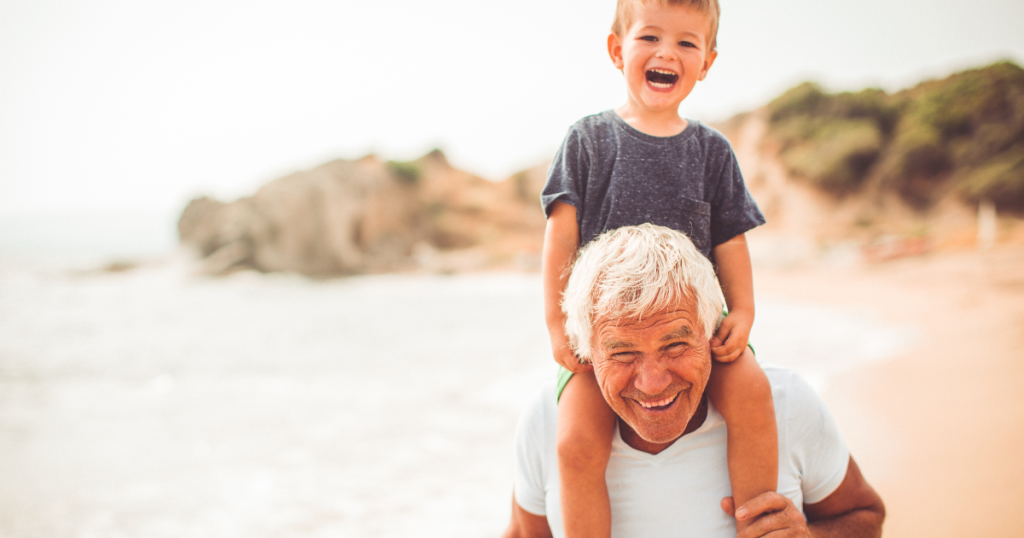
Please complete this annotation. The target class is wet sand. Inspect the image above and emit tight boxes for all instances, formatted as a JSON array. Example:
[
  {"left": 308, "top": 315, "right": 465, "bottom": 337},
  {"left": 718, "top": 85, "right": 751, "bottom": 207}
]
[{"left": 755, "top": 246, "right": 1024, "bottom": 537}]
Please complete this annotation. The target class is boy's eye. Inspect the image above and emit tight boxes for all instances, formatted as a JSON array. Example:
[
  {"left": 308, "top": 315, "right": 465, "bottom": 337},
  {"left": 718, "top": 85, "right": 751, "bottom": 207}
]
[
  {"left": 678, "top": 40, "right": 697, "bottom": 48},
  {"left": 639, "top": 35, "right": 658, "bottom": 42}
]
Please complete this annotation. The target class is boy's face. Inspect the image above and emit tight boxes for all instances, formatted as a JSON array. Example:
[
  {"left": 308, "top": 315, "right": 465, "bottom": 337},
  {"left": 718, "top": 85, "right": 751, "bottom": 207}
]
[{"left": 608, "top": 3, "right": 718, "bottom": 116}]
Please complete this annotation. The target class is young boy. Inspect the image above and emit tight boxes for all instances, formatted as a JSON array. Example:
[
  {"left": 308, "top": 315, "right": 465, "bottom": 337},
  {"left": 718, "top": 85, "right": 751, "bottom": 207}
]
[{"left": 540, "top": 0, "right": 776, "bottom": 536}]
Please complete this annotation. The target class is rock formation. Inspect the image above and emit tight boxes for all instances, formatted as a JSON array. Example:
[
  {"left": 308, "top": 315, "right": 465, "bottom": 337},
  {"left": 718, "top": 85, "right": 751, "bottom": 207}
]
[{"left": 178, "top": 150, "right": 547, "bottom": 276}]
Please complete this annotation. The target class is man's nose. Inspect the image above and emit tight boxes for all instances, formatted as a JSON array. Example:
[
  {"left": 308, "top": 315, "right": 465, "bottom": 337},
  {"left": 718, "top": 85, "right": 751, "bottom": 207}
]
[{"left": 632, "top": 356, "right": 672, "bottom": 396}]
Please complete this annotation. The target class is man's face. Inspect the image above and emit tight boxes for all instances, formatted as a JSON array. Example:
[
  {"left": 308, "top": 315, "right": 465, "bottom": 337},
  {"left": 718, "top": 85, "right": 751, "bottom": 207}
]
[
  {"left": 607, "top": 3, "right": 718, "bottom": 116},
  {"left": 590, "top": 300, "right": 712, "bottom": 453}
]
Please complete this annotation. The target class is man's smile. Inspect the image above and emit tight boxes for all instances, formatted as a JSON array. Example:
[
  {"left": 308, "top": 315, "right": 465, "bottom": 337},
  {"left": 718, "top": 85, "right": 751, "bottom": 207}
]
[
  {"left": 645, "top": 68, "right": 679, "bottom": 89},
  {"left": 631, "top": 390, "right": 682, "bottom": 411}
]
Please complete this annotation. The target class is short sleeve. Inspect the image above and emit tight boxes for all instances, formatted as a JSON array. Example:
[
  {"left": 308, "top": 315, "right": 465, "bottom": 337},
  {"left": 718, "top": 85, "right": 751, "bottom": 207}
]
[
  {"left": 783, "top": 372, "right": 850, "bottom": 504},
  {"left": 513, "top": 386, "right": 550, "bottom": 515},
  {"left": 706, "top": 135, "right": 765, "bottom": 247},
  {"left": 541, "top": 125, "right": 591, "bottom": 218}
]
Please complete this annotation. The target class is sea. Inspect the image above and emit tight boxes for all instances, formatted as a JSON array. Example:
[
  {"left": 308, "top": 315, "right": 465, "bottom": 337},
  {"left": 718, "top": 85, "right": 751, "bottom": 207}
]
[{"left": 0, "top": 214, "right": 913, "bottom": 537}]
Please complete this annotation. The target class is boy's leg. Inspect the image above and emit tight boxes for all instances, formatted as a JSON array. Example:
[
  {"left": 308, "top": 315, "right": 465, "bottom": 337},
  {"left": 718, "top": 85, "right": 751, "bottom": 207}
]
[
  {"left": 556, "top": 370, "right": 617, "bottom": 538},
  {"left": 706, "top": 347, "right": 778, "bottom": 532}
]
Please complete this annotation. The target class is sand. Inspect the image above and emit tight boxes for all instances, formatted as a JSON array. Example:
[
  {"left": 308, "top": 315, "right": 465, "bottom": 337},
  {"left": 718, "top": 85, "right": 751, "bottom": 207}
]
[{"left": 754, "top": 245, "right": 1024, "bottom": 537}]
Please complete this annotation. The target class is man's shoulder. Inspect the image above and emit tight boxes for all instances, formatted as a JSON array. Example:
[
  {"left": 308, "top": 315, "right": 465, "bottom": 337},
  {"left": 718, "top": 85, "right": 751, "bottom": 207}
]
[
  {"left": 512, "top": 379, "right": 559, "bottom": 517},
  {"left": 517, "top": 379, "right": 559, "bottom": 442},
  {"left": 762, "top": 364, "right": 848, "bottom": 457},
  {"left": 763, "top": 364, "right": 822, "bottom": 414}
]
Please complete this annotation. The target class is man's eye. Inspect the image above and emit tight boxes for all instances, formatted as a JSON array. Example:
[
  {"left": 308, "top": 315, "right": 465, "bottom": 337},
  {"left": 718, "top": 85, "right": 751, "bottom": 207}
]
[
  {"left": 665, "top": 343, "right": 687, "bottom": 355},
  {"left": 612, "top": 352, "right": 637, "bottom": 362}
]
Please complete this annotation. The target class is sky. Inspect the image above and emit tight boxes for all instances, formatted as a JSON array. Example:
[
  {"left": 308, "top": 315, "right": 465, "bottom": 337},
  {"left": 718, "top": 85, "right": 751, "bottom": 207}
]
[{"left": 1, "top": 0, "right": 1022, "bottom": 229}]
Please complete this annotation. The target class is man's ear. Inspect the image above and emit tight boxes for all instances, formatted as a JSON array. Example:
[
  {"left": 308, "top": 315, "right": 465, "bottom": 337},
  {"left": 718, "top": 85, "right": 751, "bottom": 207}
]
[
  {"left": 607, "top": 32, "right": 624, "bottom": 70},
  {"left": 698, "top": 49, "right": 718, "bottom": 81}
]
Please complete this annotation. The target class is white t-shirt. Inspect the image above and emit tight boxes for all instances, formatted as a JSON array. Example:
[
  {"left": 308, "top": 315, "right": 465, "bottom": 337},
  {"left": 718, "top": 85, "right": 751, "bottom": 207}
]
[{"left": 513, "top": 365, "right": 850, "bottom": 537}]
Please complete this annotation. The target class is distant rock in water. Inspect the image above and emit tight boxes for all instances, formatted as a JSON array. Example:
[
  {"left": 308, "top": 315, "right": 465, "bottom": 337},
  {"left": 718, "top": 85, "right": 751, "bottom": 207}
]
[{"left": 178, "top": 150, "right": 547, "bottom": 276}]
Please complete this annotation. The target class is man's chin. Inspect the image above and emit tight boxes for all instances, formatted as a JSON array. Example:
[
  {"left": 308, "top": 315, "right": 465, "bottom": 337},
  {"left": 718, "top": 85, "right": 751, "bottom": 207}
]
[
  {"left": 620, "top": 402, "right": 695, "bottom": 448},
  {"left": 632, "top": 421, "right": 690, "bottom": 445}
]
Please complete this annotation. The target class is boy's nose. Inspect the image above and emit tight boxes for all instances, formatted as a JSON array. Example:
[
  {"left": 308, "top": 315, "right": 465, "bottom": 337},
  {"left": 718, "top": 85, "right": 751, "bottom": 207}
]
[{"left": 655, "top": 46, "right": 676, "bottom": 61}]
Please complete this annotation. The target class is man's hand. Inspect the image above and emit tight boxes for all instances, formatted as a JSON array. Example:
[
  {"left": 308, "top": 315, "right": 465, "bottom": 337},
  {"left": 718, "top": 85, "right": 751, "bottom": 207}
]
[
  {"left": 710, "top": 308, "right": 753, "bottom": 363},
  {"left": 723, "top": 458, "right": 885, "bottom": 538},
  {"left": 721, "top": 492, "right": 809, "bottom": 538}
]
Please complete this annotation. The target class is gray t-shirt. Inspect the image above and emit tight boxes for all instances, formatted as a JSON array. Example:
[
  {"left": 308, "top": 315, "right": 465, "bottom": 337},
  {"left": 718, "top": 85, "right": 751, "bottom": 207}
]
[{"left": 541, "top": 111, "right": 765, "bottom": 259}]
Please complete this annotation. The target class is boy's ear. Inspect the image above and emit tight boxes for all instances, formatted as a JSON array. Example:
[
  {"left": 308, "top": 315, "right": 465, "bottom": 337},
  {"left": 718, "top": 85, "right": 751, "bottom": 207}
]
[
  {"left": 697, "top": 49, "right": 718, "bottom": 81},
  {"left": 607, "top": 32, "right": 624, "bottom": 70}
]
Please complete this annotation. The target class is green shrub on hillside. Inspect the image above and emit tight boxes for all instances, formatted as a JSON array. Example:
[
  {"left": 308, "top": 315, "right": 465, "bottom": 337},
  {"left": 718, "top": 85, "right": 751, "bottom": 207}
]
[
  {"left": 956, "top": 145, "right": 1024, "bottom": 207},
  {"left": 777, "top": 119, "right": 883, "bottom": 193},
  {"left": 766, "top": 61, "right": 1024, "bottom": 211},
  {"left": 387, "top": 160, "right": 422, "bottom": 185},
  {"left": 768, "top": 85, "right": 891, "bottom": 193}
]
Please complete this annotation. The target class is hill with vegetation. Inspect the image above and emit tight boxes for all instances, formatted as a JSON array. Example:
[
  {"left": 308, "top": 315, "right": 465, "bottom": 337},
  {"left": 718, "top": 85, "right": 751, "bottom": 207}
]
[{"left": 764, "top": 61, "right": 1024, "bottom": 211}]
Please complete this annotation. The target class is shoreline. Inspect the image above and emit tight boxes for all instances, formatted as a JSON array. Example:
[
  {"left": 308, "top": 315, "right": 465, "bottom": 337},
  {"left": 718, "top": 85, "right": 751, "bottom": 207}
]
[{"left": 755, "top": 246, "right": 1024, "bottom": 537}]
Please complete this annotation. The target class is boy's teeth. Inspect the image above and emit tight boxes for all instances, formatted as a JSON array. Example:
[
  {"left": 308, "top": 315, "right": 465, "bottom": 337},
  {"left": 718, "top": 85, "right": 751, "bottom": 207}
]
[{"left": 646, "top": 68, "right": 679, "bottom": 87}]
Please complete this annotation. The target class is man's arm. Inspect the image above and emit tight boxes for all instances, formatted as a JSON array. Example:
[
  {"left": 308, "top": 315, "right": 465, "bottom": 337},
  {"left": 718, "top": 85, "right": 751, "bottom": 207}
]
[
  {"left": 723, "top": 456, "right": 885, "bottom": 537},
  {"left": 502, "top": 495, "right": 553, "bottom": 538},
  {"left": 804, "top": 457, "right": 885, "bottom": 537}
]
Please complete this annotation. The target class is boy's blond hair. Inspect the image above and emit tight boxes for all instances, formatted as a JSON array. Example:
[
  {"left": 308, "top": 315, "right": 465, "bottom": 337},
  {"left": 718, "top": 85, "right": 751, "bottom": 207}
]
[{"left": 611, "top": 0, "right": 720, "bottom": 51}]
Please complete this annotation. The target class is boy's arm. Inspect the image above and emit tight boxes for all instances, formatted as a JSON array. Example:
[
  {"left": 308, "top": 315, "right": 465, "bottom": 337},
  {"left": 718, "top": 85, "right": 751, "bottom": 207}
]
[
  {"left": 543, "top": 201, "right": 587, "bottom": 372},
  {"left": 711, "top": 233, "right": 754, "bottom": 362},
  {"left": 707, "top": 347, "right": 778, "bottom": 532}
]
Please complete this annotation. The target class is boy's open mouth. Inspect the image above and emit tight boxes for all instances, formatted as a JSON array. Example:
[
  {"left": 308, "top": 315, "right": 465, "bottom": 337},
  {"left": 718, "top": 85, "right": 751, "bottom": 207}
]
[{"left": 646, "top": 68, "right": 679, "bottom": 88}]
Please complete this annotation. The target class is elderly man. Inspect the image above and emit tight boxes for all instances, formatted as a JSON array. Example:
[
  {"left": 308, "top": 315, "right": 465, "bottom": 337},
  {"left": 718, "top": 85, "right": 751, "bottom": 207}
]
[{"left": 504, "top": 224, "right": 884, "bottom": 537}]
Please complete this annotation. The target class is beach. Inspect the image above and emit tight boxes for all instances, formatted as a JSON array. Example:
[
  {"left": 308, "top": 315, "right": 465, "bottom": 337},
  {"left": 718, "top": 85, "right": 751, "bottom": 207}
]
[
  {"left": 1, "top": 239, "right": 1021, "bottom": 536},
  {"left": 755, "top": 245, "right": 1024, "bottom": 537}
]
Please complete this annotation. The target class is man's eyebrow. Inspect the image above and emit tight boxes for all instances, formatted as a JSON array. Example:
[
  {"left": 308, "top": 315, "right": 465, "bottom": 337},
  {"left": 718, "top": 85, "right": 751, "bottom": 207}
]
[
  {"left": 662, "top": 327, "right": 693, "bottom": 340},
  {"left": 602, "top": 338, "right": 635, "bottom": 350}
]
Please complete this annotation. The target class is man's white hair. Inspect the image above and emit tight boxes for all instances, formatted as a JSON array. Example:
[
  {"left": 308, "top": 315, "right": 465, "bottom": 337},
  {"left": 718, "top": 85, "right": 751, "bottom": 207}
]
[{"left": 562, "top": 224, "right": 725, "bottom": 361}]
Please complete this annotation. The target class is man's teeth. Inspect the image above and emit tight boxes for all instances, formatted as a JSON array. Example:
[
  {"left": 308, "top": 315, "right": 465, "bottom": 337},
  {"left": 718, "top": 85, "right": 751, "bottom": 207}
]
[{"left": 640, "top": 395, "right": 676, "bottom": 409}]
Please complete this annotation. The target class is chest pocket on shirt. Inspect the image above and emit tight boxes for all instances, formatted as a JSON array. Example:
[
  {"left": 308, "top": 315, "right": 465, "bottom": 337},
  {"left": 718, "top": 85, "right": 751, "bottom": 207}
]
[{"left": 675, "top": 196, "right": 712, "bottom": 255}]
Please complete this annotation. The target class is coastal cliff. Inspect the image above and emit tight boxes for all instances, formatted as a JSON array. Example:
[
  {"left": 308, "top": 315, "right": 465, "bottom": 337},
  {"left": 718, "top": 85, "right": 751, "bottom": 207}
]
[{"left": 178, "top": 150, "right": 547, "bottom": 275}]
